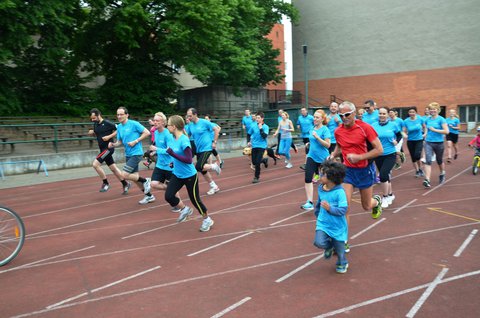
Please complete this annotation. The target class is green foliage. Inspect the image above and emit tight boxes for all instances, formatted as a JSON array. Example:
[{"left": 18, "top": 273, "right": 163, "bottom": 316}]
[{"left": 0, "top": 0, "right": 298, "bottom": 116}]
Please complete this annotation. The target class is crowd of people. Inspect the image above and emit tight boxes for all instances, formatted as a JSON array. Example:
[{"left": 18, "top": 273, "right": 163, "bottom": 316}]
[{"left": 88, "top": 100, "right": 475, "bottom": 274}]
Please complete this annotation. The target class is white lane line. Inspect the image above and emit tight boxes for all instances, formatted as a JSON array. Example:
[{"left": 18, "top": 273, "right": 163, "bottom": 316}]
[
  {"left": 270, "top": 210, "right": 311, "bottom": 226},
  {"left": 275, "top": 254, "right": 324, "bottom": 283},
  {"left": 350, "top": 218, "right": 386, "bottom": 240},
  {"left": 453, "top": 229, "right": 478, "bottom": 257},
  {"left": 210, "top": 297, "right": 252, "bottom": 318},
  {"left": 405, "top": 268, "right": 449, "bottom": 318},
  {"left": 393, "top": 199, "right": 417, "bottom": 214},
  {"left": 46, "top": 265, "right": 161, "bottom": 309},
  {"left": 312, "top": 268, "right": 479, "bottom": 318},
  {"left": 188, "top": 232, "right": 254, "bottom": 257},
  {"left": 122, "top": 222, "right": 178, "bottom": 239},
  {"left": 423, "top": 167, "right": 471, "bottom": 196},
  {"left": 0, "top": 245, "right": 95, "bottom": 274}
]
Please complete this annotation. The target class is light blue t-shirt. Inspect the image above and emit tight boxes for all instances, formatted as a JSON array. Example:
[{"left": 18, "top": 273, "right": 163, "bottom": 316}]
[
  {"left": 391, "top": 117, "right": 405, "bottom": 133},
  {"left": 326, "top": 113, "right": 341, "bottom": 144},
  {"left": 154, "top": 129, "right": 174, "bottom": 171},
  {"left": 371, "top": 121, "right": 398, "bottom": 155},
  {"left": 307, "top": 126, "right": 331, "bottom": 163},
  {"left": 446, "top": 117, "right": 460, "bottom": 134},
  {"left": 316, "top": 184, "right": 348, "bottom": 241},
  {"left": 425, "top": 116, "right": 447, "bottom": 142},
  {"left": 297, "top": 114, "right": 314, "bottom": 138},
  {"left": 169, "top": 134, "right": 197, "bottom": 179},
  {"left": 362, "top": 110, "right": 379, "bottom": 125},
  {"left": 242, "top": 115, "right": 254, "bottom": 131},
  {"left": 189, "top": 118, "right": 216, "bottom": 153},
  {"left": 248, "top": 123, "right": 269, "bottom": 148},
  {"left": 116, "top": 119, "right": 146, "bottom": 156},
  {"left": 403, "top": 117, "right": 424, "bottom": 141},
  {"left": 185, "top": 122, "right": 194, "bottom": 141}
]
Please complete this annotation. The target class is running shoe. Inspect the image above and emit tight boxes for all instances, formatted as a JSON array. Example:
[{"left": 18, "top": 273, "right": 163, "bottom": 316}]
[
  {"left": 252, "top": 177, "right": 259, "bottom": 184},
  {"left": 219, "top": 160, "right": 225, "bottom": 169},
  {"left": 122, "top": 181, "right": 131, "bottom": 195},
  {"left": 344, "top": 242, "right": 350, "bottom": 253},
  {"left": 439, "top": 173, "right": 446, "bottom": 184},
  {"left": 143, "top": 178, "right": 151, "bottom": 194},
  {"left": 138, "top": 195, "right": 156, "bottom": 205},
  {"left": 381, "top": 196, "right": 390, "bottom": 208},
  {"left": 171, "top": 206, "right": 181, "bottom": 213},
  {"left": 371, "top": 195, "right": 383, "bottom": 219},
  {"left": 299, "top": 164, "right": 306, "bottom": 170},
  {"left": 336, "top": 263, "right": 349, "bottom": 274},
  {"left": 454, "top": 153, "right": 458, "bottom": 160},
  {"left": 312, "top": 173, "right": 320, "bottom": 184},
  {"left": 200, "top": 217, "right": 214, "bottom": 232},
  {"left": 207, "top": 186, "right": 220, "bottom": 195},
  {"left": 400, "top": 152, "right": 406, "bottom": 163},
  {"left": 324, "top": 247, "right": 334, "bottom": 260},
  {"left": 285, "top": 162, "right": 293, "bottom": 169},
  {"left": 211, "top": 163, "right": 222, "bottom": 175},
  {"left": 423, "top": 179, "right": 431, "bottom": 188},
  {"left": 388, "top": 194, "right": 395, "bottom": 205},
  {"left": 177, "top": 206, "right": 193, "bottom": 223},
  {"left": 301, "top": 201, "right": 314, "bottom": 211},
  {"left": 99, "top": 183, "right": 110, "bottom": 192},
  {"left": 418, "top": 169, "right": 425, "bottom": 177}
]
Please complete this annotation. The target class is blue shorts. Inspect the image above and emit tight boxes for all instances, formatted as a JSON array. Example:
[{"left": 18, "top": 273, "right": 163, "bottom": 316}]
[
  {"left": 123, "top": 155, "right": 143, "bottom": 174},
  {"left": 344, "top": 163, "right": 376, "bottom": 190}
]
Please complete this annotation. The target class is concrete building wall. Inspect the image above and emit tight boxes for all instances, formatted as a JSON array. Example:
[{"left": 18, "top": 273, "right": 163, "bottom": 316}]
[{"left": 291, "top": 0, "right": 480, "bottom": 112}]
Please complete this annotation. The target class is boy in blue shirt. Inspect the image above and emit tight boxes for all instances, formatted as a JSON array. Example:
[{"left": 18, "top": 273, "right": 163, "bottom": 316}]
[{"left": 313, "top": 160, "right": 349, "bottom": 274}]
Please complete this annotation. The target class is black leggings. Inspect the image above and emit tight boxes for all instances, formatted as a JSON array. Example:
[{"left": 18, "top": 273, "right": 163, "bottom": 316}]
[
  {"left": 374, "top": 153, "right": 396, "bottom": 183},
  {"left": 407, "top": 140, "right": 423, "bottom": 163},
  {"left": 165, "top": 174, "right": 207, "bottom": 216},
  {"left": 195, "top": 151, "right": 212, "bottom": 175},
  {"left": 304, "top": 157, "right": 322, "bottom": 183},
  {"left": 251, "top": 147, "right": 265, "bottom": 178}
]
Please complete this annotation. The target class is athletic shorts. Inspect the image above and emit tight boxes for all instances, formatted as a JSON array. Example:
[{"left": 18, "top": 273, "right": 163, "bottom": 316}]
[
  {"left": 96, "top": 148, "right": 115, "bottom": 166},
  {"left": 344, "top": 163, "right": 376, "bottom": 190},
  {"left": 123, "top": 155, "right": 143, "bottom": 174},
  {"left": 446, "top": 133, "right": 458, "bottom": 143},
  {"left": 151, "top": 167, "right": 173, "bottom": 183}
]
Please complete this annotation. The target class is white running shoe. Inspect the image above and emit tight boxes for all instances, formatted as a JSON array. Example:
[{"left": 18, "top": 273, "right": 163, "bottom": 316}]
[
  {"left": 381, "top": 197, "right": 390, "bottom": 208},
  {"left": 138, "top": 195, "right": 156, "bottom": 205},
  {"left": 286, "top": 162, "right": 293, "bottom": 169},
  {"left": 207, "top": 186, "right": 220, "bottom": 195},
  {"left": 200, "top": 217, "right": 214, "bottom": 232},
  {"left": 211, "top": 163, "right": 221, "bottom": 175},
  {"left": 143, "top": 178, "right": 151, "bottom": 194},
  {"left": 177, "top": 206, "right": 193, "bottom": 223}
]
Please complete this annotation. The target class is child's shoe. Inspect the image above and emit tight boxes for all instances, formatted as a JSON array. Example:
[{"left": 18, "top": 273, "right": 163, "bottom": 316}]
[{"left": 336, "top": 263, "right": 349, "bottom": 274}]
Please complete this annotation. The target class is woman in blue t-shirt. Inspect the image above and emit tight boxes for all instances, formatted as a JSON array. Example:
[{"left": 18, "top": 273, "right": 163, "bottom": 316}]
[
  {"left": 423, "top": 102, "right": 449, "bottom": 188},
  {"left": 403, "top": 106, "right": 426, "bottom": 178},
  {"left": 165, "top": 115, "right": 214, "bottom": 232},
  {"left": 446, "top": 109, "right": 460, "bottom": 163}
]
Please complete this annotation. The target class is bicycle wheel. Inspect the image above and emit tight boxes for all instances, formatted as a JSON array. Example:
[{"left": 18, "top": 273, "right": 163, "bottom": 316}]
[
  {"left": 473, "top": 157, "right": 479, "bottom": 175},
  {"left": 0, "top": 206, "right": 26, "bottom": 266}
]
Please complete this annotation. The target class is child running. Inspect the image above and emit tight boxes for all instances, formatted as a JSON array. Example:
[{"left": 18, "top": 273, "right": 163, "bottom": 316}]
[
  {"left": 313, "top": 160, "right": 349, "bottom": 274},
  {"left": 165, "top": 115, "right": 214, "bottom": 232}
]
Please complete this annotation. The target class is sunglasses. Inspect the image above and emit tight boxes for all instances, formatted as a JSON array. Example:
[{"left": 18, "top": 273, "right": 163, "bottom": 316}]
[{"left": 339, "top": 111, "right": 354, "bottom": 118}]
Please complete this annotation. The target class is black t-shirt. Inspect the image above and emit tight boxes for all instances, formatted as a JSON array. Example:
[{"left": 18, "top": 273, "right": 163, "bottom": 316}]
[{"left": 93, "top": 119, "right": 117, "bottom": 150}]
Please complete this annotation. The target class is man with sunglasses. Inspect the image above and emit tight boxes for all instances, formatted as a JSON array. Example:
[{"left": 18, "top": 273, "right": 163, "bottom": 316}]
[
  {"left": 362, "top": 99, "right": 379, "bottom": 125},
  {"left": 329, "top": 101, "right": 384, "bottom": 250}
]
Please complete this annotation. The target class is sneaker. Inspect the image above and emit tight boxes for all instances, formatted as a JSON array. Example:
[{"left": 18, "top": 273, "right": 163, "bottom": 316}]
[
  {"left": 393, "top": 162, "right": 401, "bottom": 170},
  {"left": 219, "top": 160, "right": 225, "bottom": 169},
  {"left": 99, "top": 183, "right": 110, "bottom": 192},
  {"left": 336, "top": 263, "right": 349, "bottom": 274},
  {"left": 388, "top": 194, "right": 395, "bottom": 205},
  {"left": 454, "top": 153, "right": 458, "bottom": 160},
  {"left": 122, "top": 181, "right": 131, "bottom": 195},
  {"left": 200, "top": 218, "right": 214, "bottom": 232},
  {"left": 143, "top": 178, "right": 151, "bottom": 194},
  {"left": 301, "top": 201, "right": 314, "bottom": 211},
  {"left": 312, "top": 173, "right": 320, "bottom": 184},
  {"left": 418, "top": 169, "right": 425, "bottom": 177},
  {"left": 285, "top": 162, "right": 293, "bottom": 169},
  {"left": 299, "top": 164, "right": 306, "bottom": 170},
  {"left": 324, "top": 247, "right": 334, "bottom": 260},
  {"left": 207, "top": 186, "right": 220, "bottom": 195},
  {"left": 371, "top": 195, "right": 382, "bottom": 219},
  {"left": 171, "top": 206, "right": 181, "bottom": 213},
  {"left": 423, "top": 179, "right": 431, "bottom": 188},
  {"left": 344, "top": 242, "right": 350, "bottom": 253},
  {"left": 252, "top": 177, "right": 259, "bottom": 184},
  {"left": 138, "top": 195, "right": 156, "bottom": 205},
  {"left": 381, "top": 196, "right": 390, "bottom": 208},
  {"left": 211, "top": 163, "right": 222, "bottom": 175},
  {"left": 439, "top": 173, "right": 446, "bottom": 184},
  {"left": 177, "top": 206, "right": 193, "bottom": 223},
  {"left": 400, "top": 152, "right": 406, "bottom": 163}
]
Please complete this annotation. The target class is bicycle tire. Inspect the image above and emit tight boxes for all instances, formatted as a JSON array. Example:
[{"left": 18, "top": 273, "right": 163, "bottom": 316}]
[
  {"left": 473, "top": 157, "right": 479, "bottom": 175},
  {"left": 0, "top": 205, "right": 26, "bottom": 266}
]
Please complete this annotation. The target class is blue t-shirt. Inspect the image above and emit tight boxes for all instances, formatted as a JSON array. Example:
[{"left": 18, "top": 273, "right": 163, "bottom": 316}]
[
  {"left": 326, "top": 113, "right": 341, "bottom": 144},
  {"left": 316, "top": 184, "right": 348, "bottom": 241},
  {"left": 116, "top": 119, "right": 146, "bottom": 156},
  {"left": 169, "top": 134, "right": 197, "bottom": 179},
  {"left": 297, "top": 114, "right": 314, "bottom": 138},
  {"left": 391, "top": 117, "right": 405, "bottom": 134},
  {"left": 189, "top": 118, "right": 216, "bottom": 153},
  {"left": 185, "top": 122, "right": 194, "bottom": 141},
  {"left": 425, "top": 116, "right": 447, "bottom": 142},
  {"left": 371, "top": 121, "right": 398, "bottom": 155},
  {"left": 307, "top": 126, "right": 331, "bottom": 163},
  {"left": 362, "top": 110, "right": 379, "bottom": 125},
  {"left": 154, "top": 129, "right": 174, "bottom": 171},
  {"left": 446, "top": 117, "right": 460, "bottom": 135},
  {"left": 403, "top": 117, "right": 424, "bottom": 141},
  {"left": 248, "top": 123, "right": 269, "bottom": 148},
  {"left": 242, "top": 116, "right": 254, "bottom": 131}
]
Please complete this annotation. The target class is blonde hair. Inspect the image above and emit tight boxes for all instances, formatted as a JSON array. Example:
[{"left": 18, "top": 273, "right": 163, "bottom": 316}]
[
  {"left": 168, "top": 115, "right": 185, "bottom": 131},
  {"left": 154, "top": 112, "right": 167, "bottom": 125},
  {"left": 314, "top": 109, "right": 329, "bottom": 125},
  {"left": 428, "top": 102, "right": 441, "bottom": 111}
]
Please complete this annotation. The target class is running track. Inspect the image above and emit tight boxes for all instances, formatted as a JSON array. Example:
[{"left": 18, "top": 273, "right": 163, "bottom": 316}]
[{"left": 1, "top": 138, "right": 479, "bottom": 318}]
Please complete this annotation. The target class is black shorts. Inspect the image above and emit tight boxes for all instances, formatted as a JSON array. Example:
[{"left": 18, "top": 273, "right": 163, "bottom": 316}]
[
  {"left": 446, "top": 133, "right": 459, "bottom": 143},
  {"left": 151, "top": 167, "right": 173, "bottom": 183},
  {"left": 96, "top": 148, "right": 115, "bottom": 166}
]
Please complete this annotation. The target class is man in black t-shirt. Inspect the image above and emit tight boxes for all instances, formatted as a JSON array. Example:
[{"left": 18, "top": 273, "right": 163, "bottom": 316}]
[{"left": 88, "top": 108, "right": 130, "bottom": 193}]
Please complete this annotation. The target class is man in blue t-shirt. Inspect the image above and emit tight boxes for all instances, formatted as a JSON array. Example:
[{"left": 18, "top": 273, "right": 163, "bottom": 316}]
[
  {"left": 362, "top": 99, "right": 379, "bottom": 125},
  {"left": 297, "top": 107, "right": 314, "bottom": 170},
  {"left": 241, "top": 109, "right": 254, "bottom": 144}
]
